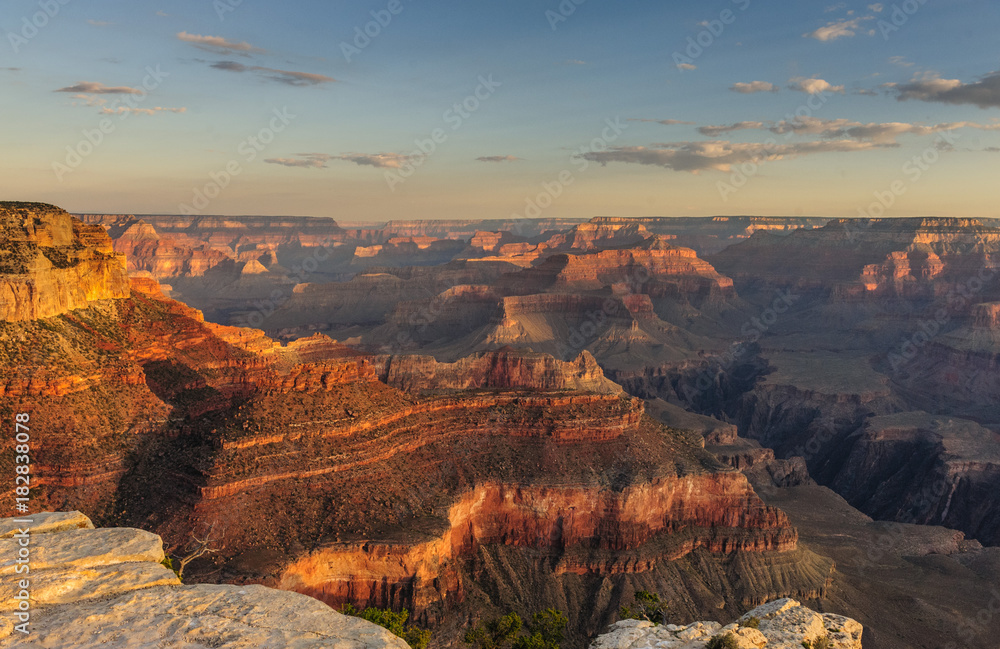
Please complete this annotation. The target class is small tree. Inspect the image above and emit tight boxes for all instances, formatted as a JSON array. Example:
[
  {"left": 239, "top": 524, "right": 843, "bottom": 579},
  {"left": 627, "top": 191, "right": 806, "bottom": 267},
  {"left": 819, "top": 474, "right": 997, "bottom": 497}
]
[
  {"left": 464, "top": 613, "right": 523, "bottom": 649},
  {"left": 169, "top": 524, "right": 221, "bottom": 581},
  {"left": 341, "top": 604, "right": 431, "bottom": 649},
  {"left": 466, "top": 609, "right": 568, "bottom": 649},
  {"left": 512, "top": 609, "right": 568, "bottom": 649},
  {"left": 619, "top": 590, "right": 669, "bottom": 624}
]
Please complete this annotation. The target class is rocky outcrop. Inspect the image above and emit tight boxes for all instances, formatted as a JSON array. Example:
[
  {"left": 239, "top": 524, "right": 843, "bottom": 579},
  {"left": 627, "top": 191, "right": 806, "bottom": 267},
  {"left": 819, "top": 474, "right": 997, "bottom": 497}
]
[
  {"left": 592, "top": 598, "right": 861, "bottom": 649},
  {"left": 374, "top": 348, "right": 623, "bottom": 394},
  {"left": 0, "top": 512, "right": 409, "bottom": 648},
  {"left": 0, "top": 202, "right": 129, "bottom": 321},
  {"left": 498, "top": 239, "right": 735, "bottom": 304}
]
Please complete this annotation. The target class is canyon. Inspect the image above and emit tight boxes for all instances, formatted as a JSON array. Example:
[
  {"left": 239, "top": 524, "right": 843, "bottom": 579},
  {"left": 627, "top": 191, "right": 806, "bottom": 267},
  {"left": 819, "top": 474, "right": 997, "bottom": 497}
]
[{"left": 6, "top": 203, "right": 1000, "bottom": 648}]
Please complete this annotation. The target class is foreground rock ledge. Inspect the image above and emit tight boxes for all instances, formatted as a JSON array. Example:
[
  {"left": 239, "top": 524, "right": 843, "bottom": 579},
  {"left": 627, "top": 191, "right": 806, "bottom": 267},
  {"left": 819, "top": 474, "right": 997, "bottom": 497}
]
[
  {"left": 591, "top": 598, "right": 862, "bottom": 649},
  {"left": 0, "top": 512, "right": 409, "bottom": 649}
]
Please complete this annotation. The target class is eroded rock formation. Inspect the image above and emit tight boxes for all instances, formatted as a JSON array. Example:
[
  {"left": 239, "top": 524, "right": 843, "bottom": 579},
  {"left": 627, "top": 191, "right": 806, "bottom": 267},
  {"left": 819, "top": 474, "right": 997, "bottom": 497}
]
[
  {"left": 592, "top": 598, "right": 862, "bottom": 649},
  {"left": 0, "top": 202, "right": 129, "bottom": 321}
]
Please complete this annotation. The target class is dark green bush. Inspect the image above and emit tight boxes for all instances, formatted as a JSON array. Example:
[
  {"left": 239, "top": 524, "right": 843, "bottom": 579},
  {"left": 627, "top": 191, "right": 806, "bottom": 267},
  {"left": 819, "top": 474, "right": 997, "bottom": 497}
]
[
  {"left": 465, "top": 609, "right": 568, "bottom": 649},
  {"left": 341, "top": 604, "right": 431, "bottom": 649},
  {"left": 618, "top": 590, "right": 669, "bottom": 624},
  {"left": 706, "top": 633, "right": 740, "bottom": 649}
]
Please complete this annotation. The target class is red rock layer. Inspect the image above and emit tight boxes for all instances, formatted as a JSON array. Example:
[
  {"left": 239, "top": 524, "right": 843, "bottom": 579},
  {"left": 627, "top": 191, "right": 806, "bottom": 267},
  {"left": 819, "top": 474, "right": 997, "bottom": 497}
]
[{"left": 279, "top": 475, "right": 795, "bottom": 616}]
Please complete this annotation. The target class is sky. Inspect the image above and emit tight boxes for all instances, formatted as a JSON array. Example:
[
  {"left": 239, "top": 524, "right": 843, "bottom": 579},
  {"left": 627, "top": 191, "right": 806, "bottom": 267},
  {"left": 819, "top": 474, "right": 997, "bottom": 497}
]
[{"left": 1, "top": 0, "right": 999, "bottom": 220}]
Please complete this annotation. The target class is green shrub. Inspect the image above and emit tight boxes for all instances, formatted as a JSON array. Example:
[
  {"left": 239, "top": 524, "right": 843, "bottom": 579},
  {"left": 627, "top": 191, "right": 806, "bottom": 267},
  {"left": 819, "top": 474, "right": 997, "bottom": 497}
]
[
  {"left": 742, "top": 616, "right": 760, "bottom": 629},
  {"left": 341, "top": 604, "right": 431, "bottom": 649},
  {"left": 618, "top": 590, "right": 669, "bottom": 624},
  {"left": 813, "top": 637, "right": 833, "bottom": 649},
  {"left": 706, "top": 633, "right": 740, "bottom": 649},
  {"left": 465, "top": 609, "right": 568, "bottom": 649}
]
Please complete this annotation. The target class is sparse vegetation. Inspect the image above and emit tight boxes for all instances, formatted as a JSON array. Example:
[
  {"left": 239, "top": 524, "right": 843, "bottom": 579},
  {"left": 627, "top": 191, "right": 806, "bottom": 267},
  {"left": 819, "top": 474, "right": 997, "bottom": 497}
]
[
  {"left": 742, "top": 615, "right": 760, "bottom": 629},
  {"left": 813, "top": 636, "right": 833, "bottom": 649},
  {"left": 340, "top": 604, "right": 431, "bottom": 649},
  {"left": 619, "top": 590, "right": 669, "bottom": 624},
  {"left": 464, "top": 609, "right": 568, "bottom": 649},
  {"left": 706, "top": 633, "right": 740, "bottom": 649}
]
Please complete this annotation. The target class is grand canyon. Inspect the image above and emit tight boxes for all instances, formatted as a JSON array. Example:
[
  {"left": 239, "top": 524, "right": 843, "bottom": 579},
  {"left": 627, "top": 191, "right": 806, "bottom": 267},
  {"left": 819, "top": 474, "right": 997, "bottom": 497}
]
[
  {"left": 3, "top": 201, "right": 999, "bottom": 648},
  {"left": 5, "top": 3, "right": 1000, "bottom": 646}
]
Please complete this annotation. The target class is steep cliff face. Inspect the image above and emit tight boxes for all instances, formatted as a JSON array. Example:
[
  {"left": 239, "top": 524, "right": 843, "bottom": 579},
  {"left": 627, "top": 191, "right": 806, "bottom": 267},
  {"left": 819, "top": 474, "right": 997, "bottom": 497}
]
[
  {"left": 498, "top": 238, "right": 734, "bottom": 304},
  {"left": 280, "top": 475, "right": 799, "bottom": 619},
  {"left": 105, "top": 217, "right": 232, "bottom": 278},
  {"left": 0, "top": 203, "right": 130, "bottom": 321},
  {"left": 710, "top": 217, "right": 1000, "bottom": 298},
  {"left": 374, "top": 349, "right": 622, "bottom": 394}
]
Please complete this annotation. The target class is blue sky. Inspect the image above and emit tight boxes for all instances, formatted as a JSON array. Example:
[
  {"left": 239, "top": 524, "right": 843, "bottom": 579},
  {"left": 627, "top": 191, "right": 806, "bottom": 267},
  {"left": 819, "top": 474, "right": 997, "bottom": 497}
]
[{"left": 2, "top": 0, "right": 999, "bottom": 219}]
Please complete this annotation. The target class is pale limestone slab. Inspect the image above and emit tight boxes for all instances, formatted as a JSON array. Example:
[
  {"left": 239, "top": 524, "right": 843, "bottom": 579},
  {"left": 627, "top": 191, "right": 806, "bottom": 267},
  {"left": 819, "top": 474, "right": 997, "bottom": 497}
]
[
  {"left": 0, "top": 561, "right": 180, "bottom": 611},
  {"left": 0, "top": 512, "right": 93, "bottom": 539},
  {"left": 0, "top": 583, "right": 410, "bottom": 649},
  {"left": 0, "top": 527, "right": 164, "bottom": 575}
]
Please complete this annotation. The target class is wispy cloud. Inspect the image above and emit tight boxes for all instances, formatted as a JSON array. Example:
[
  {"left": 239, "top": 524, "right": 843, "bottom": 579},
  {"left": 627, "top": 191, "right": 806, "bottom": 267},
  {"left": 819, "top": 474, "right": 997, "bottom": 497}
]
[
  {"left": 55, "top": 81, "right": 141, "bottom": 94},
  {"left": 788, "top": 77, "right": 845, "bottom": 94},
  {"left": 676, "top": 63, "right": 697, "bottom": 71},
  {"left": 577, "top": 139, "right": 888, "bottom": 173},
  {"left": 265, "top": 152, "right": 412, "bottom": 169},
  {"left": 100, "top": 106, "right": 187, "bottom": 116},
  {"left": 889, "top": 55, "right": 914, "bottom": 67},
  {"left": 730, "top": 81, "right": 779, "bottom": 94},
  {"left": 265, "top": 153, "right": 333, "bottom": 168},
  {"left": 177, "top": 32, "right": 264, "bottom": 54},
  {"left": 475, "top": 155, "right": 520, "bottom": 162},
  {"left": 891, "top": 72, "right": 1000, "bottom": 109},
  {"left": 209, "top": 60, "right": 335, "bottom": 86},
  {"left": 629, "top": 118, "right": 697, "bottom": 126},
  {"left": 697, "top": 116, "right": 1000, "bottom": 144},
  {"left": 697, "top": 121, "right": 767, "bottom": 137},
  {"left": 868, "top": 3, "right": 884, "bottom": 12},
  {"left": 804, "top": 16, "right": 872, "bottom": 41}
]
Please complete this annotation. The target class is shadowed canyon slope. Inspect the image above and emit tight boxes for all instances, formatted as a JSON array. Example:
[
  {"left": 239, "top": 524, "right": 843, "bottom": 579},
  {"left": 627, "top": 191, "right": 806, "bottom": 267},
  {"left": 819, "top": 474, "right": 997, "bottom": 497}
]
[{"left": 2, "top": 204, "right": 837, "bottom": 647}]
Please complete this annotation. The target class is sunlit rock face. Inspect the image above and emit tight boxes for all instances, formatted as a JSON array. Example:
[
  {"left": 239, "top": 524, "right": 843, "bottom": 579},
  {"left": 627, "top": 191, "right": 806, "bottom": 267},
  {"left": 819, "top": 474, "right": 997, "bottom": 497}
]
[{"left": 0, "top": 203, "right": 130, "bottom": 321}]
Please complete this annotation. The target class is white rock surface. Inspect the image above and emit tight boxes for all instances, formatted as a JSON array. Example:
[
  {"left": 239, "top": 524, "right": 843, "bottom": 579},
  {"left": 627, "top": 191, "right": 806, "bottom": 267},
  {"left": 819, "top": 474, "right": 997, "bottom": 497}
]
[
  {"left": 592, "top": 598, "right": 862, "bottom": 649},
  {"left": 0, "top": 511, "right": 93, "bottom": 539},
  {"left": 0, "top": 512, "right": 412, "bottom": 649}
]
